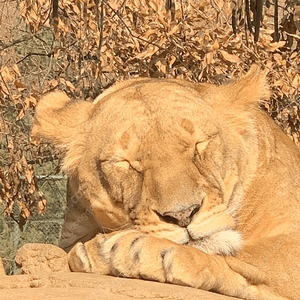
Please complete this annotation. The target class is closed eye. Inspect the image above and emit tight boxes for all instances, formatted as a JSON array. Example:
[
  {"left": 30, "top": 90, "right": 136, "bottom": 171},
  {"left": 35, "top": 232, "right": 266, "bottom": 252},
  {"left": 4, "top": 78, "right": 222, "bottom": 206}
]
[
  {"left": 114, "top": 161, "right": 130, "bottom": 170},
  {"left": 101, "top": 160, "right": 142, "bottom": 173},
  {"left": 130, "top": 161, "right": 143, "bottom": 173},
  {"left": 195, "top": 140, "right": 210, "bottom": 154}
]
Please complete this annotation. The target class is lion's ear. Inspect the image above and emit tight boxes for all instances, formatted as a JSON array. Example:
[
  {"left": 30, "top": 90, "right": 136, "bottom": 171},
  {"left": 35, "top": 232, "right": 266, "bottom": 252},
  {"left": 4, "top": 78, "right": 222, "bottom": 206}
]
[
  {"left": 225, "top": 65, "right": 270, "bottom": 106},
  {"left": 31, "top": 91, "right": 92, "bottom": 147}
]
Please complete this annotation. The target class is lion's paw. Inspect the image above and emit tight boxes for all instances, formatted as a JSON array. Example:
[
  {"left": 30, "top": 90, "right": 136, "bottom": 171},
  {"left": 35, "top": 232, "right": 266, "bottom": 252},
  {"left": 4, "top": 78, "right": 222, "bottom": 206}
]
[
  {"left": 100, "top": 231, "right": 204, "bottom": 287},
  {"left": 68, "top": 231, "right": 210, "bottom": 289}
]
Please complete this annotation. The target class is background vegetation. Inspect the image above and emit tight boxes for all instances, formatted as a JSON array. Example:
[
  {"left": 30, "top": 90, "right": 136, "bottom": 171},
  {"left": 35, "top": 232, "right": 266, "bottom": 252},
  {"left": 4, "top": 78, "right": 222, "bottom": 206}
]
[{"left": 0, "top": 0, "right": 299, "bottom": 273}]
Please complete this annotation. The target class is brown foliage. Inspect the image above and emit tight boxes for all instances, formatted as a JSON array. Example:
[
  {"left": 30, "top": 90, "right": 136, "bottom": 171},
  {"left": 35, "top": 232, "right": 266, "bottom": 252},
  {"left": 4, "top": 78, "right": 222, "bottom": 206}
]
[{"left": 0, "top": 0, "right": 300, "bottom": 220}]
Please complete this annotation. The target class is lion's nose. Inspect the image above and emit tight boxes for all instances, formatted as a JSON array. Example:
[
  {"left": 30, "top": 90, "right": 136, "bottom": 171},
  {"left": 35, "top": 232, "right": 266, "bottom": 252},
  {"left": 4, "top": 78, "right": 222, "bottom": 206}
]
[{"left": 157, "top": 204, "right": 200, "bottom": 227}]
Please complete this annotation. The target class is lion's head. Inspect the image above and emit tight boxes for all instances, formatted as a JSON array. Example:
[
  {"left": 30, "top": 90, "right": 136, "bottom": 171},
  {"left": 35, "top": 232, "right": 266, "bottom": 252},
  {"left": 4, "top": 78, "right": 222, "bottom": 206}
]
[{"left": 32, "top": 65, "right": 269, "bottom": 255}]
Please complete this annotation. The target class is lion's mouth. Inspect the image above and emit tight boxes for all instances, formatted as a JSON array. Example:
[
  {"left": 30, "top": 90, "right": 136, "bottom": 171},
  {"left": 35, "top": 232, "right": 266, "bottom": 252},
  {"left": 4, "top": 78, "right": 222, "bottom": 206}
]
[
  {"left": 186, "top": 225, "right": 226, "bottom": 241},
  {"left": 186, "top": 237, "right": 210, "bottom": 246},
  {"left": 185, "top": 228, "right": 198, "bottom": 243},
  {"left": 183, "top": 228, "right": 219, "bottom": 247}
]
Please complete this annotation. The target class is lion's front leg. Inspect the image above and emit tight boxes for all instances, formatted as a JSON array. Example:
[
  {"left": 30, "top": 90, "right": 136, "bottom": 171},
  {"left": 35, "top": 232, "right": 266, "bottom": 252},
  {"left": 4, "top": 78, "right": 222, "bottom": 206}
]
[
  {"left": 68, "top": 230, "right": 206, "bottom": 283},
  {"left": 68, "top": 230, "right": 178, "bottom": 281},
  {"left": 68, "top": 231, "right": 287, "bottom": 300}
]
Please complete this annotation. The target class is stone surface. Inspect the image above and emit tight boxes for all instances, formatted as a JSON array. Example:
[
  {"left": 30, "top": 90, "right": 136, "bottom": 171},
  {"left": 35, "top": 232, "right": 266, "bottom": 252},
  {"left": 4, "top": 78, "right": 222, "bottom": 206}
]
[
  {"left": 15, "top": 243, "right": 70, "bottom": 274},
  {"left": 0, "top": 272, "right": 241, "bottom": 300},
  {"left": 9, "top": 243, "right": 242, "bottom": 299}
]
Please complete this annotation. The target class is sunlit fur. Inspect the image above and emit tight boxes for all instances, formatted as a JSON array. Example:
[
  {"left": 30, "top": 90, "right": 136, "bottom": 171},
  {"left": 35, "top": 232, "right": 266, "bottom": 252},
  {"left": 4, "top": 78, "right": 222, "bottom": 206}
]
[{"left": 32, "top": 66, "right": 300, "bottom": 300}]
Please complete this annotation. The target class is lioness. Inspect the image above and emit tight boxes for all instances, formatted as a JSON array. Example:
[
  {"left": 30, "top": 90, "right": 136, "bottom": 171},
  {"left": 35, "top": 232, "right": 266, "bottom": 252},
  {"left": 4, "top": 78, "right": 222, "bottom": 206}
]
[{"left": 32, "top": 66, "right": 300, "bottom": 300}]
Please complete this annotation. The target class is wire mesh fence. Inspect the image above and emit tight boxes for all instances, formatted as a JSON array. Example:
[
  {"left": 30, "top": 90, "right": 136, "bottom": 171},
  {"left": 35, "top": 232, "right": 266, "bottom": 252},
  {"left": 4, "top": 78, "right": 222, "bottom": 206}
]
[{"left": 0, "top": 175, "right": 67, "bottom": 274}]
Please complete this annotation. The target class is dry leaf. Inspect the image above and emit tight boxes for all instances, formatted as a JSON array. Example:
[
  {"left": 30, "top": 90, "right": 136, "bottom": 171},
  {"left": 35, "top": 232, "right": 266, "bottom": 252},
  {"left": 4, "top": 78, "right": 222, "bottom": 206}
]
[
  {"left": 18, "top": 201, "right": 30, "bottom": 219},
  {"left": 264, "top": 41, "right": 286, "bottom": 52},
  {"left": 16, "top": 109, "right": 25, "bottom": 120},
  {"left": 285, "top": 32, "right": 300, "bottom": 40},
  {"left": 156, "top": 60, "right": 167, "bottom": 73},
  {"left": 16, "top": 162, "right": 23, "bottom": 172},
  {"left": 204, "top": 51, "right": 214, "bottom": 67},
  {"left": 25, "top": 166, "right": 34, "bottom": 184},
  {"left": 13, "top": 64, "right": 21, "bottom": 76},
  {"left": 1, "top": 66, "right": 14, "bottom": 82},
  {"left": 212, "top": 39, "right": 219, "bottom": 50},
  {"left": 219, "top": 50, "right": 241, "bottom": 63},
  {"left": 169, "top": 55, "right": 176, "bottom": 68},
  {"left": 14, "top": 80, "right": 26, "bottom": 92},
  {"left": 38, "top": 198, "right": 47, "bottom": 214},
  {"left": 0, "top": 81, "right": 9, "bottom": 95},
  {"left": 167, "top": 25, "right": 180, "bottom": 36},
  {"left": 292, "top": 74, "right": 300, "bottom": 89},
  {"left": 8, "top": 139, "right": 14, "bottom": 150},
  {"left": 135, "top": 45, "right": 159, "bottom": 59},
  {"left": 49, "top": 79, "right": 59, "bottom": 87},
  {"left": 273, "top": 53, "right": 282, "bottom": 65},
  {"left": 65, "top": 80, "right": 75, "bottom": 91},
  {"left": 25, "top": 96, "right": 37, "bottom": 109}
]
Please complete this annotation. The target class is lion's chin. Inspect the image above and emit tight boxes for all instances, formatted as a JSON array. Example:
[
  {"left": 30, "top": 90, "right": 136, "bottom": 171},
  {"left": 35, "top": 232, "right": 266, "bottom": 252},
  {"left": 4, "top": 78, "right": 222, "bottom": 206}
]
[
  {"left": 186, "top": 229, "right": 243, "bottom": 255},
  {"left": 150, "top": 225, "right": 243, "bottom": 256}
]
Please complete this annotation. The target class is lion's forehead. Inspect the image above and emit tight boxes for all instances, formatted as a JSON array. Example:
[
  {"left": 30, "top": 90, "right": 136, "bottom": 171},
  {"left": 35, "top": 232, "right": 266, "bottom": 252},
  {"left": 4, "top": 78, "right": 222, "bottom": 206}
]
[
  {"left": 98, "top": 123, "right": 199, "bottom": 162},
  {"left": 93, "top": 80, "right": 212, "bottom": 121},
  {"left": 89, "top": 80, "right": 221, "bottom": 166},
  {"left": 103, "top": 79, "right": 203, "bottom": 103}
]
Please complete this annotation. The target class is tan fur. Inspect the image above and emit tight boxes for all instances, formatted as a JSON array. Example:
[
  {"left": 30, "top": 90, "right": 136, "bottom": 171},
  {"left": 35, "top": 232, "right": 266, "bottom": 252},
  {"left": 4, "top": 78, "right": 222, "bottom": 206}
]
[{"left": 32, "top": 65, "right": 300, "bottom": 300}]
